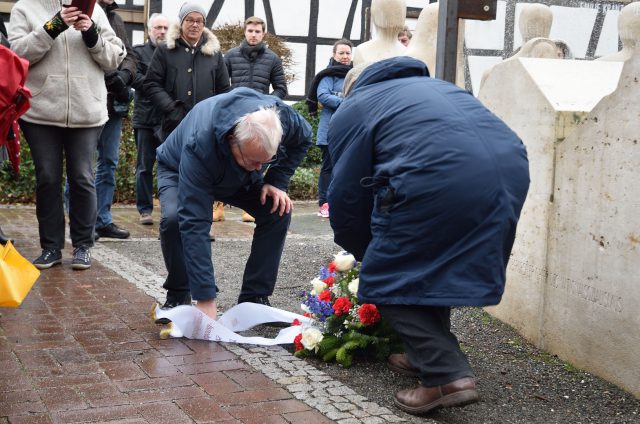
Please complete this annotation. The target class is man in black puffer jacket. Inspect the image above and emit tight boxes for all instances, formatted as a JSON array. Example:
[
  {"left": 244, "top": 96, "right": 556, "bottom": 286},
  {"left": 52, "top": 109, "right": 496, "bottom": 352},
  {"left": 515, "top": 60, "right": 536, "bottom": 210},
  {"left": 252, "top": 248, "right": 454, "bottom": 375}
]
[
  {"left": 224, "top": 16, "right": 287, "bottom": 99},
  {"left": 220, "top": 16, "right": 287, "bottom": 223}
]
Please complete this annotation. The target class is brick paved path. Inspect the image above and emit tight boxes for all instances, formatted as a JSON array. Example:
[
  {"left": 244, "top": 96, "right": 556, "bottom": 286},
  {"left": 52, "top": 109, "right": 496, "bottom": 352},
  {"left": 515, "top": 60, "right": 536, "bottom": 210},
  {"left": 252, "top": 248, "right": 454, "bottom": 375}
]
[{"left": 0, "top": 206, "right": 333, "bottom": 423}]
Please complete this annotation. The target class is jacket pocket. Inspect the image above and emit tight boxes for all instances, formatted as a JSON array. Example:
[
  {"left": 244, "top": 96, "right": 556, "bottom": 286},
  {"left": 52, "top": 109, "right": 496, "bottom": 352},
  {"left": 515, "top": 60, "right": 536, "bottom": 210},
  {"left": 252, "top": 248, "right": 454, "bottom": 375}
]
[
  {"left": 68, "top": 75, "right": 106, "bottom": 126},
  {"left": 28, "top": 75, "right": 66, "bottom": 124},
  {"left": 361, "top": 176, "right": 394, "bottom": 235}
]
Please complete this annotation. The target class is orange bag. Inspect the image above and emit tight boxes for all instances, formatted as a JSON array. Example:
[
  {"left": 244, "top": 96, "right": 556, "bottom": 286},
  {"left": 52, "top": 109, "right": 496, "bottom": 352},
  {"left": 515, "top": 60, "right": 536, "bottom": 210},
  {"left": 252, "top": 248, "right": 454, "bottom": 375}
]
[{"left": 0, "top": 241, "right": 40, "bottom": 307}]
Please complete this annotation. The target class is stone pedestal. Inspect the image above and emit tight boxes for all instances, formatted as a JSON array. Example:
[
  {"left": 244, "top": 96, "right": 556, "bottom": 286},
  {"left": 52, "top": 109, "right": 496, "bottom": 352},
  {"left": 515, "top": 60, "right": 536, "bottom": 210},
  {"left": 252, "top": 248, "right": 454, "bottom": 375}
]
[{"left": 479, "top": 56, "right": 639, "bottom": 397}]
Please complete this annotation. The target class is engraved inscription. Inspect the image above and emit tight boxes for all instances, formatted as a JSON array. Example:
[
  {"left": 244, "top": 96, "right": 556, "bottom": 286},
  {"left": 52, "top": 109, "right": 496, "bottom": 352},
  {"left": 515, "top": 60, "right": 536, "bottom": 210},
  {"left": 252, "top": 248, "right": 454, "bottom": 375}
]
[{"left": 508, "top": 258, "right": 624, "bottom": 313}]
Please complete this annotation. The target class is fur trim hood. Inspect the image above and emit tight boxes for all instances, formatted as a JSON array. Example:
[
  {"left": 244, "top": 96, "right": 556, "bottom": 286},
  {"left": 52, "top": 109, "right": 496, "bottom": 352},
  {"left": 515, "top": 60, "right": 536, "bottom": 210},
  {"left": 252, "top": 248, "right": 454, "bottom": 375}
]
[{"left": 165, "top": 23, "right": 221, "bottom": 55}]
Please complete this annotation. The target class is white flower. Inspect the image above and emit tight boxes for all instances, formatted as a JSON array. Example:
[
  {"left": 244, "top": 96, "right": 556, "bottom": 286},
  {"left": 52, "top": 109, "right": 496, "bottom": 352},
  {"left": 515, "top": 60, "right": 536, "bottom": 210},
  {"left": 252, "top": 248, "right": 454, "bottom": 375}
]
[
  {"left": 310, "top": 277, "right": 327, "bottom": 295},
  {"left": 300, "top": 303, "right": 311, "bottom": 313},
  {"left": 301, "top": 327, "right": 324, "bottom": 352},
  {"left": 348, "top": 278, "right": 359, "bottom": 296},
  {"left": 334, "top": 251, "right": 356, "bottom": 272}
]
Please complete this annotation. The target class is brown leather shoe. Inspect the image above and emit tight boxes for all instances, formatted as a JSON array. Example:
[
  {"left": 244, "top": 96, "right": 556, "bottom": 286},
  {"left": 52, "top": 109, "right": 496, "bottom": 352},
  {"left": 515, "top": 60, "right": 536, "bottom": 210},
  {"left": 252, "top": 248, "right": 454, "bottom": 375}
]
[
  {"left": 394, "top": 377, "right": 479, "bottom": 415},
  {"left": 213, "top": 201, "right": 225, "bottom": 222},
  {"left": 241, "top": 210, "right": 255, "bottom": 223},
  {"left": 387, "top": 353, "right": 420, "bottom": 377}
]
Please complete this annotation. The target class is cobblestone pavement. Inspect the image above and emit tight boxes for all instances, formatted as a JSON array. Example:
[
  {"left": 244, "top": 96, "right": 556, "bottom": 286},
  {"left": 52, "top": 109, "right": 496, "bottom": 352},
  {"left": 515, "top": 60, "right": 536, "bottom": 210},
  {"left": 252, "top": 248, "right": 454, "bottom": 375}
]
[
  {"left": 1, "top": 204, "right": 638, "bottom": 424},
  {"left": 0, "top": 204, "right": 414, "bottom": 424}
]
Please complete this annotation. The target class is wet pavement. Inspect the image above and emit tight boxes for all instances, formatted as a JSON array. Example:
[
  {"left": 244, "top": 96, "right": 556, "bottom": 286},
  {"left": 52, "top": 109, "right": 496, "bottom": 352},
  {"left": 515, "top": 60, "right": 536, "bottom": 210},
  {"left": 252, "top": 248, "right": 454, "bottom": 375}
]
[
  {"left": 1, "top": 204, "right": 638, "bottom": 424},
  {"left": 0, "top": 203, "right": 409, "bottom": 423}
]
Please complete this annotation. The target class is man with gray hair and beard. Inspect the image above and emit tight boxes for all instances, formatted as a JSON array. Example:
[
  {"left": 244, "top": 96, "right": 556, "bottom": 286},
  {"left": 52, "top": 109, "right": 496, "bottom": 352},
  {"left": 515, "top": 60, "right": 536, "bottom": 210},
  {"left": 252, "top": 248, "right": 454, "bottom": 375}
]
[
  {"left": 155, "top": 88, "right": 312, "bottom": 321},
  {"left": 131, "top": 13, "right": 169, "bottom": 226}
]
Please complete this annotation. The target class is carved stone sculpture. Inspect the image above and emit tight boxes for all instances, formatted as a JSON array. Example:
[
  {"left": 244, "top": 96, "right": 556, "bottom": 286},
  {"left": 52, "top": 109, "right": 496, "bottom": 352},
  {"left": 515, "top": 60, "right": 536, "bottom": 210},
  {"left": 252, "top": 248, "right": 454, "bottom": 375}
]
[
  {"left": 352, "top": 0, "right": 407, "bottom": 66},
  {"left": 597, "top": 1, "right": 640, "bottom": 62}
]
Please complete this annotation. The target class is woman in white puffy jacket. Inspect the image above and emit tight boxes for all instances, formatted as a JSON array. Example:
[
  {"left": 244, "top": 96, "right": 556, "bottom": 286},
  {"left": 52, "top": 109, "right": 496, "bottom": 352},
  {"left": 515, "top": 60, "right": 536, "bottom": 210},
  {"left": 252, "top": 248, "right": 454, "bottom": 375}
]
[{"left": 10, "top": 0, "right": 124, "bottom": 270}]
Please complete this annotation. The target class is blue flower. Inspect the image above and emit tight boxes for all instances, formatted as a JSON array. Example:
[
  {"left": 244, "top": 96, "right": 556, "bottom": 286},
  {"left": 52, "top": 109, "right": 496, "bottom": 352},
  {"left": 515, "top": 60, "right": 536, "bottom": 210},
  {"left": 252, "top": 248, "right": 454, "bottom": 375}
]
[
  {"left": 319, "top": 266, "right": 335, "bottom": 281},
  {"left": 301, "top": 291, "right": 333, "bottom": 322}
]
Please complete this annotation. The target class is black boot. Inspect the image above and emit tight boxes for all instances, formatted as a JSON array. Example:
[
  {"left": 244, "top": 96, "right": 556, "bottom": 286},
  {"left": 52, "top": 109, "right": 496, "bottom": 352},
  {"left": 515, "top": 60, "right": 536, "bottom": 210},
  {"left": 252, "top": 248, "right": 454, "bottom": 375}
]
[
  {"left": 155, "top": 291, "right": 192, "bottom": 324},
  {"left": 0, "top": 225, "right": 13, "bottom": 245}
]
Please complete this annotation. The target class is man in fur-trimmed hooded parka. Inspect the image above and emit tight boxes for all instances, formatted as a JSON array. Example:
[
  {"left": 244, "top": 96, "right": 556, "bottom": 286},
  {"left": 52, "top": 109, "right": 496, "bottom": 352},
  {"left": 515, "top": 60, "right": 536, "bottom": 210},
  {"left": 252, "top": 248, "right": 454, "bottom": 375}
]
[{"left": 144, "top": 2, "right": 230, "bottom": 141}]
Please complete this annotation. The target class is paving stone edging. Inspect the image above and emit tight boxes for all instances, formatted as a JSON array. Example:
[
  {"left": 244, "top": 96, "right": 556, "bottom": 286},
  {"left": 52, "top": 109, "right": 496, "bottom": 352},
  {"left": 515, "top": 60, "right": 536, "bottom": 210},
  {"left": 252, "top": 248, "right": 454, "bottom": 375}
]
[{"left": 91, "top": 243, "right": 407, "bottom": 423}]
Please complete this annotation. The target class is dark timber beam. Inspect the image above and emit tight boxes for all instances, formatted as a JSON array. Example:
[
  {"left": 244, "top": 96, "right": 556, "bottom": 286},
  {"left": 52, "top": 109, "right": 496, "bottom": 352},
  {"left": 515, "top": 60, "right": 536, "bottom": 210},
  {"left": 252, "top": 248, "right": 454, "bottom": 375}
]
[{"left": 435, "top": 0, "right": 497, "bottom": 83}]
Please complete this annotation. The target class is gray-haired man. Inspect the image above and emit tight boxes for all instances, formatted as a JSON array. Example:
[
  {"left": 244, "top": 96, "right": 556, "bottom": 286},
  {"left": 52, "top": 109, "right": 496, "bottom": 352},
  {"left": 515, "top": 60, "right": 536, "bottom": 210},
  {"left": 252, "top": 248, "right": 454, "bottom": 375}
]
[
  {"left": 155, "top": 88, "right": 312, "bottom": 321},
  {"left": 131, "top": 13, "right": 169, "bottom": 225}
]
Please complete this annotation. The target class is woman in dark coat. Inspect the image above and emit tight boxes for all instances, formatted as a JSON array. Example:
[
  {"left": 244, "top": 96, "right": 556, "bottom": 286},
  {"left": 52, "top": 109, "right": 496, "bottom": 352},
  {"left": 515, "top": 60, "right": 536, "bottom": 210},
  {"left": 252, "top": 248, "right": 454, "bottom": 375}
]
[
  {"left": 328, "top": 56, "right": 530, "bottom": 415},
  {"left": 143, "top": 3, "right": 230, "bottom": 141}
]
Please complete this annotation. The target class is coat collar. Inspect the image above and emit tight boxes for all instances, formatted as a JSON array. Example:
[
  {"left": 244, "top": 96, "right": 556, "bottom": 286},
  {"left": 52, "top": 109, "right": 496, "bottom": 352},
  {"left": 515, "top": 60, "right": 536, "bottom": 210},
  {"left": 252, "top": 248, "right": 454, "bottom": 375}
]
[{"left": 165, "top": 23, "right": 221, "bottom": 56}]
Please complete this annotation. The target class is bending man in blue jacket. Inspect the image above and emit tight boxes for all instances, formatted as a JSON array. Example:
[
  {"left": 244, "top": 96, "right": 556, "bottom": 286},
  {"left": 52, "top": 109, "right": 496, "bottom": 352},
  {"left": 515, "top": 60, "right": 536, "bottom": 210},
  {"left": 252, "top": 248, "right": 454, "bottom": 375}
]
[
  {"left": 328, "top": 57, "right": 530, "bottom": 415},
  {"left": 155, "top": 88, "right": 312, "bottom": 321}
]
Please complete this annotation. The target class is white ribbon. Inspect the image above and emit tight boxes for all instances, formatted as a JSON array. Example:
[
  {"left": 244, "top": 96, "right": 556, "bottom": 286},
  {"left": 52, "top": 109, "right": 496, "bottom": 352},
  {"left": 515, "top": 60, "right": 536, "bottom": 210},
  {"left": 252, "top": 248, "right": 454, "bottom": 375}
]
[{"left": 152, "top": 302, "right": 313, "bottom": 345}]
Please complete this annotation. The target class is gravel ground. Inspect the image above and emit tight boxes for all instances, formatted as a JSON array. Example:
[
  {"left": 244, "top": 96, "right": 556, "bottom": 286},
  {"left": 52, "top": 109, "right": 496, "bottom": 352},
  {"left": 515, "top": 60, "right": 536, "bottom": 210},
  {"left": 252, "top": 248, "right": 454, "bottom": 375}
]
[{"left": 105, "top": 209, "right": 640, "bottom": 424}]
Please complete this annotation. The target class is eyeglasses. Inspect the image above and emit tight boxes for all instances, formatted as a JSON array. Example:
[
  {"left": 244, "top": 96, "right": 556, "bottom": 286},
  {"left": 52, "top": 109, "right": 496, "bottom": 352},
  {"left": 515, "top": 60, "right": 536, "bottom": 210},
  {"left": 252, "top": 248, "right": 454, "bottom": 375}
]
[
  {"left": 184, "top": 18, "right": 205, "bottom": 26},
  {"left": 234, "top": 142, "right": 277, "bottom": 169},
  {"left": 152, "top": 25, "right": 168, "bottom": 30}
]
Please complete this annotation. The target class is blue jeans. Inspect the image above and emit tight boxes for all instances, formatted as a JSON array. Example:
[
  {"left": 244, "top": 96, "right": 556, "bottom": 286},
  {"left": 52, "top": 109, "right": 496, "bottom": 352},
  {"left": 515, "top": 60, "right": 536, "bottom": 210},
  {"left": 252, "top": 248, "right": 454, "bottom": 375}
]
[
  {"left": 135, "top": 128, "right": 161, "bottom": 215},
  {"left": 95, "top": 116, "right": 123, "bottom": 229},
  {"left": 157, "top": 163, "right": 291, "bottom": 301},
  {"left": 20, "top": 121, "right": 101, "bottom": 249}
]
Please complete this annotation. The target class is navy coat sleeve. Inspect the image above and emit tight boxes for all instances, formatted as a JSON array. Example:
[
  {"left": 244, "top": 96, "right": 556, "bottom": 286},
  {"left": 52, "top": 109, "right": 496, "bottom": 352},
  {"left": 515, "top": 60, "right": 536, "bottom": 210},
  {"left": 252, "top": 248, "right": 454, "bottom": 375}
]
[
  {"left": 263, "top": 105, "right": 312, "bottom": 191},
  {"left": 327, "top": 102, "right": 375, "bottom": 261}
]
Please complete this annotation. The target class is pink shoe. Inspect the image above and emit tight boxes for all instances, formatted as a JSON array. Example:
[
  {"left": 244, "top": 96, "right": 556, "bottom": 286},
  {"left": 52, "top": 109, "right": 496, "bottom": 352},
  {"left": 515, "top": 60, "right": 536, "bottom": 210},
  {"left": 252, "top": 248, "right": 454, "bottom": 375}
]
[{"left": 317, "top": 202, "right": 329, "bottom": 218}]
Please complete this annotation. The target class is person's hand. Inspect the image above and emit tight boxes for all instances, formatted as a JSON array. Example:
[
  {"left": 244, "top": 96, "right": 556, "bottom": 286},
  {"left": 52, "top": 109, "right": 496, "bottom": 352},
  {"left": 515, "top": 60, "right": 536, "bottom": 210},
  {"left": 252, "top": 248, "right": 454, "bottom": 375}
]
[
  {"left": 59, "top": 6, "right": 82, "bottom": 26},
  {"left": 195, "top": 299, "right": 218, "bottom": 321},
  {"left": 105, "top": 70, "right": 132, "bottom": 94},
  {"left": 161, "top": 101, "right": 187, "bottom": 137},
  {"left": 114, "top": 86, "right": 131, "bottom": 103},
  {"left": 260, "top": 184, "right": 292, "bottom": 216},
  {"left": 72, "top": 13, "right": 92, "bottom": 31}
]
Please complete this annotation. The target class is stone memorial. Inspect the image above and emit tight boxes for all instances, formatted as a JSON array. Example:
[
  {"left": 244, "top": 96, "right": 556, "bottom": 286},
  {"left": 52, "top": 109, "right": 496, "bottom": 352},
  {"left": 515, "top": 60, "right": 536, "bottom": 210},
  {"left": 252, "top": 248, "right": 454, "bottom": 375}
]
[
  {"left": 478, "top": 42, "right": 638, "bottom": 396},
  {"left": 406, "top": 2, "right": 466, "bottom": 87},
  {"left": 597, "top": 1, "right": 640, "bottom": 62},
  {"left": 352, "top": 0, "right": 407, "bottom": 66}
]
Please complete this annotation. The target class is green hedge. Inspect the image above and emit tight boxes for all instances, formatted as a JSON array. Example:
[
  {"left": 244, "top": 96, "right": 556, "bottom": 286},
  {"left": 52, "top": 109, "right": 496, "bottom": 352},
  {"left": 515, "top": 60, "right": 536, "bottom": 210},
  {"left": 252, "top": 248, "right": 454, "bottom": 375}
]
[{"left": 0, "top": 101, "right": 321, "bottom": 204}]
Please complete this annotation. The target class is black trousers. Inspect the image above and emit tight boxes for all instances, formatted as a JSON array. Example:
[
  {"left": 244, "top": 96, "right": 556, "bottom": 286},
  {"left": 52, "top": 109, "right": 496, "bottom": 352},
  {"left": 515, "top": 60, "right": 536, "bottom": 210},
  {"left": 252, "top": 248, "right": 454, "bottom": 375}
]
[
  {"left": 21, "top": 122, "right": 101, "bottom": 250},
  {"left": 378, "top": 304, "right": 474, "bottom": 387},
  {"left": 317, "top": 145, "right": 332, "bottom": 206},
  {"left": 157, "top": 166, "right": 291, "bottom": 302},
  {"left": 134, "top": 128, "right": 161, "bottom": 215}
]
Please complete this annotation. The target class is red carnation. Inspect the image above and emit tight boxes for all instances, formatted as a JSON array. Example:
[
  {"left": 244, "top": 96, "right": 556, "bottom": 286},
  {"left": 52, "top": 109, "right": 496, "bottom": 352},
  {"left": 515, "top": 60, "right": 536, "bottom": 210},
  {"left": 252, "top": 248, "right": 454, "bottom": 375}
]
[
  {"left": 328, "top": 262, "right": 337, "bottom": 273},
  {"left": 294, "top": 333, "right": 304, "bottom": 351},
  {"left": 292, "top": 319, "right": 301, "bottom": 326},
  {"left": 333, "top": 297, "right": 352, "bottom": 316},
  {"left": 323, "top": 275, "right": 335, "bottom": 286},
  {"left": 358, "top": 304, "right": 381, "bottom": 326},
  {"left": 318, "top": 289, "right": 332, "bottom": 302}
]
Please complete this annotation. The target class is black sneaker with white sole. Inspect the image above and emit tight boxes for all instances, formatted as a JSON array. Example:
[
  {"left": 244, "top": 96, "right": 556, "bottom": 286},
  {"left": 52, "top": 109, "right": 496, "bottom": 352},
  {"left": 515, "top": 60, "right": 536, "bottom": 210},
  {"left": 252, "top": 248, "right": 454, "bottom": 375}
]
[
  {"left": 71, "top": 246, "right": 91, "bottom": 270},
  {"left": 33, "top": 249, "right": 62, "bottom": 269},
  {"left": 155, "top": 292, "right": 192, "bottom": 324}
]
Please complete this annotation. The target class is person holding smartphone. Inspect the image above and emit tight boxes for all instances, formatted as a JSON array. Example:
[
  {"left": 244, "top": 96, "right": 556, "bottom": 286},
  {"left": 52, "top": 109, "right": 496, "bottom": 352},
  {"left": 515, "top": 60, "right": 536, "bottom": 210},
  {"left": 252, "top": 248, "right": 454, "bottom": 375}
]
[{"left": 9, "top": 0, "right": 124, "bottom": 270}]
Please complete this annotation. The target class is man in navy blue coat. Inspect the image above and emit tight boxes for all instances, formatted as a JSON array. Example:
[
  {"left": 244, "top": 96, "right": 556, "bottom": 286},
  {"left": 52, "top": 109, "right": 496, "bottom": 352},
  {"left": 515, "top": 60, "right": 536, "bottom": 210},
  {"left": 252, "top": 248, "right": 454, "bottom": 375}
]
[
  {"left": 328, "top": 57, "right": 530, "bottom": 414},
  {"left": 155, "top": 88, "right": 312, "bottom": 321}
]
